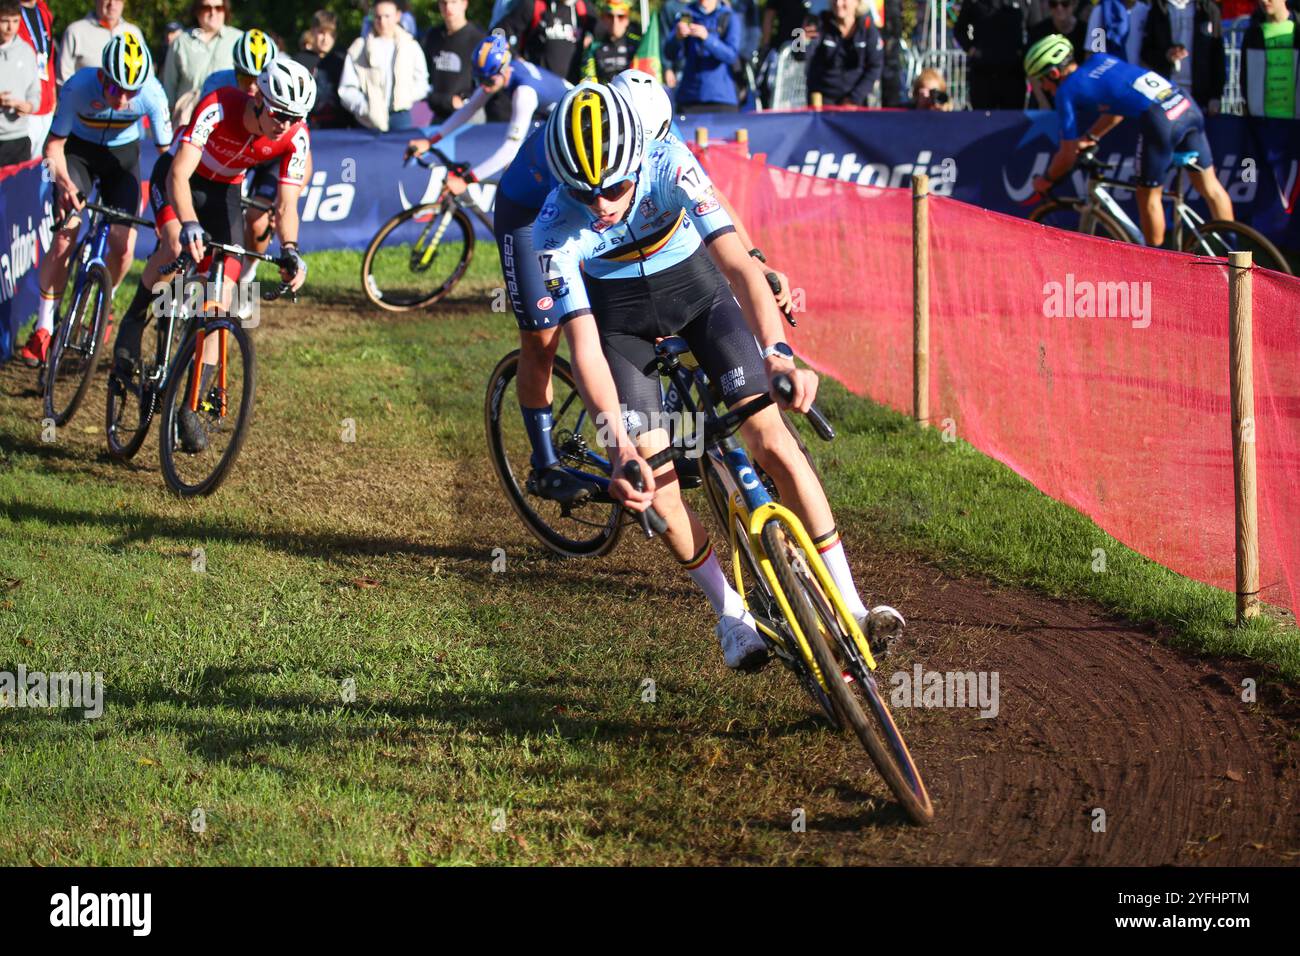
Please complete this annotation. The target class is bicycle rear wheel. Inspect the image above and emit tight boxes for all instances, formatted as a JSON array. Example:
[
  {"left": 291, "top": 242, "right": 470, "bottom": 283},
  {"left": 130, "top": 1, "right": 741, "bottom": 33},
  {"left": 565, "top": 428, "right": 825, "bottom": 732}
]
[
  {"left": 1029, "top": 198, "right": 1132, "bottom": 243},
  {"left": 762, "top": 519, "right": 934, "bottom": 825},
  {"left": 43, "top": 263, "right": 110, "bottom": 427},
  {"left": 158, "top": 317, "right": 256, "bottom": 497},
  {"left": 485, "top": 349, "right": 623, "bottom": 558},
  {"left": 361, "top": 201, "right": 475, "bottom": 311},
  {"left": 1183, "top": 220, "right": 1293, "bottom": 276}
]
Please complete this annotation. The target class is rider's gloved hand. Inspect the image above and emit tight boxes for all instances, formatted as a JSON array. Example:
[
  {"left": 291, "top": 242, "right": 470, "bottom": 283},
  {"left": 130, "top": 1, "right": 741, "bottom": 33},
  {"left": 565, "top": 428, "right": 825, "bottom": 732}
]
[
  {"left": 280, "top": 244, "right": 307, "bottom": 292},
  {"left": 404, "top": 137, "right": 431, "bottom": 160},
  {"left": 609, "top": 447, "right": 656, "bottom": 512},
  {"left": 179, "top": 220, "right": 205, "bottom": 262}
]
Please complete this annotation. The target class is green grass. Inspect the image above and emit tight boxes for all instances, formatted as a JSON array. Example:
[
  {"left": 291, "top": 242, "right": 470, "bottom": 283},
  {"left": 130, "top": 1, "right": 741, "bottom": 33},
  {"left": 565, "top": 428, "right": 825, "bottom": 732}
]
[{"left": 0, "top": 246, "right": 1294, "bottom": 865}]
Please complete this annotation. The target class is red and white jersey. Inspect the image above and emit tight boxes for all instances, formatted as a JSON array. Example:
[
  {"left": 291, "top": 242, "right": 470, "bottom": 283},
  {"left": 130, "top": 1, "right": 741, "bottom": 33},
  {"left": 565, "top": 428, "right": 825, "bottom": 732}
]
[{"left": 179, "top": 88, "right": 310, "bottom": 187}]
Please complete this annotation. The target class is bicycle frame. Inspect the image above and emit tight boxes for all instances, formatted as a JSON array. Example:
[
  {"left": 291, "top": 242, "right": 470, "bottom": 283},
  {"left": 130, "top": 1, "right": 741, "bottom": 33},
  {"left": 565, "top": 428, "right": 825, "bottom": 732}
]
[
  {"left": 647, "top": 343, "right": 879, "bottom": 688},
  {"left": 1079, "top": 163, "right": 1208, "bottom": 248}
]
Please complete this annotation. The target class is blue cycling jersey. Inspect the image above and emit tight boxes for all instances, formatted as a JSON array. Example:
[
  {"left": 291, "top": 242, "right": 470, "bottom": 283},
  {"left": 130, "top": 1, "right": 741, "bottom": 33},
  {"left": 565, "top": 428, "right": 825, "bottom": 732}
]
[
  {"left": 200, "top": 68, "right": 239, "bottom": 99},
  {"left": 531, "top": 137, "right": 736, "bottom": 323},
  {"left": 50, "top": 66, "right": 172, "bottom": 149},
  {"left": 500, "top": 120, "right": 689, "bottom": 210},
  {"left": 506, "top": 60, "right": 570, "bottom": 107},
  {"left": 1055, "top": 53, "right": 1192, "bottom": 140}
]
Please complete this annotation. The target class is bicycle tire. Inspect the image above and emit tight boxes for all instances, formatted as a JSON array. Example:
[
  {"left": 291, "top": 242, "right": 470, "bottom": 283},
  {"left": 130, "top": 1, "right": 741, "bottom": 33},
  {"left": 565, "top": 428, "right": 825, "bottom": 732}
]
[
  {"left": 157, "top": 317, "right": 256, "bottom": 497},
  {"left": 1029, "top": 198, "right": 1133, "bottom": 243},
  {"left": 761, "top": 519, "right": 934, "bottom": 825},
  {"left": 43, "top": 262, "right": 110, "bottom": 427},
  {"left": 484, "top": 349, "right": 623, "bottom": 558},
  {"left": 1183, "top": 219, "right": 1294, "bottom": 276},
  {"left": 361, "top": 201, "right": 475, "bottom": 312},
  {"left": 106, "top": 307, "right": 176, "bottom": 461}
]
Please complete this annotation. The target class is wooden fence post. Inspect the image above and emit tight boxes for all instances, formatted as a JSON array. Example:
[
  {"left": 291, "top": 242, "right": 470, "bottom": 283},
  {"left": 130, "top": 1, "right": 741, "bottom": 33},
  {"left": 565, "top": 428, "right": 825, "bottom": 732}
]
[
  {"left": 1229, "top": 250, "right": 1260, "bottom": 622},
  {"left": 810, "top": 91, "right": 823, "bottom": 111},
  {"left": 912, "top": 174, "right": 931, "bottom": 429},
  {"left": 694, "top": 127, "right": 708, "bottom": 148},
  {"left": 736, "top": 127, "right": 748, "bottom": 158}
]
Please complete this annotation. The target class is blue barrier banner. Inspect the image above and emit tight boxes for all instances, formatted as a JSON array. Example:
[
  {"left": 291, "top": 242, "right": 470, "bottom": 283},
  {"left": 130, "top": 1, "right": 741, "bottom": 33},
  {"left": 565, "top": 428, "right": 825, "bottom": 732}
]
[
  {"left": 0, "top": 159, "right": 54, "bottom": 362},
  {"left": 188, "top": 110, "right": 1289, "bottom": 255},
  {"left": 681, "top": 109, "right": 1300, "bottom": 248}
]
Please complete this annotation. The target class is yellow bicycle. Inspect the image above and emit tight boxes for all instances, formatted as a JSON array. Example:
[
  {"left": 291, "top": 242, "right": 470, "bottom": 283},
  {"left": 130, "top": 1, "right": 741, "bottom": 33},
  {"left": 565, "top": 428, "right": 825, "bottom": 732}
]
[{"left": 629, "top": 338, "right": 935, "bottom": 825}]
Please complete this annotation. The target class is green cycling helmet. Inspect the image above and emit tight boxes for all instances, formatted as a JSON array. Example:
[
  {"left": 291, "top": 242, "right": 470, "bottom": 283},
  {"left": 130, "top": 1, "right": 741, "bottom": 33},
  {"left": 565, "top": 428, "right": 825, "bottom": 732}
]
[{"left": 1024, "top": 34, "right": 1074, "bottom": 79}]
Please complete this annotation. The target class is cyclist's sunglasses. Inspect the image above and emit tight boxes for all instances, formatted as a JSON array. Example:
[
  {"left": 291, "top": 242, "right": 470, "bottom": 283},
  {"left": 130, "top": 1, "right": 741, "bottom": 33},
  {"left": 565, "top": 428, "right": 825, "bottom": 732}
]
[
  {"left": 567, "top": 177, "right": 635, "bottom": 205},
  {"left": 103, "top": 80, "right": 138, "bottom": 100},
  {"left": 266, "top": 106, "right": 305, "bottom": 123}
]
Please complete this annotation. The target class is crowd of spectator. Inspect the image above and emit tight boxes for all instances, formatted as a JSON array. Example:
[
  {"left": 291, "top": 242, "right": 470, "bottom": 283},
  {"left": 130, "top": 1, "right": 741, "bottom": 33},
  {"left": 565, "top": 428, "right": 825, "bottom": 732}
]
[
  {"left": 0, "top": 0, "right": 1296, "bottom": 176},
  {"left": 958, "top": 0, "right": 1300, "bottom": 114}
]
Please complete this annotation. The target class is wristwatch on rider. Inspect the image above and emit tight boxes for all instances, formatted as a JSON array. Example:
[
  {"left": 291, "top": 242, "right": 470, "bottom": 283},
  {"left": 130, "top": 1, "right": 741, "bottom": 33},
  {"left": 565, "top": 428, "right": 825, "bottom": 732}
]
[{"left": 760, "top": 341, "right": 795, "bottom": 361}]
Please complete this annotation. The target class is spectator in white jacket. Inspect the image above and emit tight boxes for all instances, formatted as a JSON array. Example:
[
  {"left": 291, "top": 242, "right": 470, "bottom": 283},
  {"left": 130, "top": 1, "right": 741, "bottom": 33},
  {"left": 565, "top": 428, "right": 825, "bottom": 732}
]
[{"left": 339, "top": 0, "right": 430, "bottom": 131}]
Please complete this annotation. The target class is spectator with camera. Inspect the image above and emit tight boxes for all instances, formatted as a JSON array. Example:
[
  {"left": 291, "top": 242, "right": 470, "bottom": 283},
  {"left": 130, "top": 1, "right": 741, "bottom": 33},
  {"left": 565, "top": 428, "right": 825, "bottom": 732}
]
[
  {"left": 806, "top": 0, "right": 884, "bottom": 106},
  {"left": 909, "top": 66, "right": 952, "bottom": 109},
  {"left": 665, "top": 0, "right": 744, "bottom": 112}
]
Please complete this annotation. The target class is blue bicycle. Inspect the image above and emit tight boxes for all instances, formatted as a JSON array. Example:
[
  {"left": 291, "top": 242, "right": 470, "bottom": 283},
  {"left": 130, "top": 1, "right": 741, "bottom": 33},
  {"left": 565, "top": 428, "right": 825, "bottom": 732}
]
[{"left": 41, "top": 196, "right": 152, "bottom": 427}]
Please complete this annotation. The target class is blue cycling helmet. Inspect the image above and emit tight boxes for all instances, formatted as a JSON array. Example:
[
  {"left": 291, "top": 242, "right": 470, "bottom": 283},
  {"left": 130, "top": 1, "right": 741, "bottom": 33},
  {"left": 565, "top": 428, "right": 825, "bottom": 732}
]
[{"left": 472, "top": 35, "right": 511, "bottom": 83}]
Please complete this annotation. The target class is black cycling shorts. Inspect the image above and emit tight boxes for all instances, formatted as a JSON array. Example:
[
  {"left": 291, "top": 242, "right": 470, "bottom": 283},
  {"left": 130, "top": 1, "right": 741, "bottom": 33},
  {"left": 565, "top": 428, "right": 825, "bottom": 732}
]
[
  {"left": 63, "top": 136, "right": 142, "bottom": 216},
  {"left": 149, "top": 151, "right": 242, "bottom": 246},
  {"left": 247, "top": 159, "right": 279, "bottom": 202},
  {"left": 1134, "top": 99, "right": 1213, "bottom": 188},
  {"left": 588, "top": 246, "right": 768, "bottom": 439}
]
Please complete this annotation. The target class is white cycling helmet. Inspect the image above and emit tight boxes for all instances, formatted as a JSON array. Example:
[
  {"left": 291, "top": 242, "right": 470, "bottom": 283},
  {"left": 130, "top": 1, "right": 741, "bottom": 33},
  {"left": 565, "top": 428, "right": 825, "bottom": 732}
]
[
  {"left": 256, "top": 57, "right": 317, "bottom": 118},
  {"left": 610, "top": 69, "right": 673, "bottom": 142},
  {"left": 545, "top": 81, "right": 645, "bottom": 192}
]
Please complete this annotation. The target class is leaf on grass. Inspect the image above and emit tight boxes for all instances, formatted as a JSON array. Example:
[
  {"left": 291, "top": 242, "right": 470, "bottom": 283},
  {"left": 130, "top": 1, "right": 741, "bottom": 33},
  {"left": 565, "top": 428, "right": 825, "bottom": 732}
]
[
  {"left": 1, "top": 578, "right": 20, "bottom": 591},
  {"left": 137, "top": 757, "right": 156, "bottom": 767},
  {"left": 81, "top": 426, "right": 98, "bottom": 434},
  {"left": 350, "top": 577, "right": 381, "bottom": 589},
  {"left": 1225, "top": 769, "right": 1245, "bottom": 782},
  {"left": 512, "top": 834, "right": 528, "bottom": 850},
  {"left": 17, "top": 637, "right": 33, "bottom": 647}
]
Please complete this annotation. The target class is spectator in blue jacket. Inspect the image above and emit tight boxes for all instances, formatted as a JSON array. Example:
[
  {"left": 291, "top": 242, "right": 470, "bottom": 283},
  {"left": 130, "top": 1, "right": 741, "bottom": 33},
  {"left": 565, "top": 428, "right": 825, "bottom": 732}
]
[
  {"left": 664, "top": 0, "right": 743, "bottom": 111},
  {"left": 806, "top": 0, "right": 884, "bottom": 105}
]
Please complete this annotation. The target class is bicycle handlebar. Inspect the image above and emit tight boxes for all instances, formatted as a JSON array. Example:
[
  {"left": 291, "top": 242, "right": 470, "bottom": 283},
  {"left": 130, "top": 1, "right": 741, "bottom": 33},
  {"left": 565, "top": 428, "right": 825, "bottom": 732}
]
[
  {"left": 52, "top": 192, "right": 153, "bottom": 233},
  {"left": 625, "top": 373, "right": 833, "bottom": 538},
  {"left": 160, "top": 234, "right": 300, "bottom": 303}
]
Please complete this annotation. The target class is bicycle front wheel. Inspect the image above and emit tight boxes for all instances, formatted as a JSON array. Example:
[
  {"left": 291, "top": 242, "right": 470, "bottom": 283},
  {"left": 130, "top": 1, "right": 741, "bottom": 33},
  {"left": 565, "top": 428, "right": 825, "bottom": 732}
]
[
  {"left": 484, "top": 349, "right": 623, "bottom": 558},
  {"left": 761, "top": 519, "right": 934, "bottom": 825},
  {"left": 43, "top": 263, "right": 110, "bottom": 427},
  {"left": 157, "top": 317, "right": 256, "bottom": 497},
  {"left": 1029, "top": 199, "right": 1133, "bottom": 243},
  {"left": 361, "top": 201, "right": 475, "bottom": 311},
  {"left": 1183, "top": 220, "right": 1293, "bottom": 276}
]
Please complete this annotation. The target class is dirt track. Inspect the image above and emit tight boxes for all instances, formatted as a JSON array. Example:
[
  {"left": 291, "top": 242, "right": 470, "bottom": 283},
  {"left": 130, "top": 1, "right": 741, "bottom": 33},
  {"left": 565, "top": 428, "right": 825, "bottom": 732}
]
[
  {"left": 5, "top": 299, "right": 1299, "bottom": 866},
  {"left": 851, "top": 558, "right": 1300, "bottom": 864}
]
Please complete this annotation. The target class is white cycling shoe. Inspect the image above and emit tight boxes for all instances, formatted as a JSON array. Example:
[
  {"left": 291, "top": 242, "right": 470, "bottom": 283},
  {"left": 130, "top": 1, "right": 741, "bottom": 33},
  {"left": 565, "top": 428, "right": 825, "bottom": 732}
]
[
  {"left": 856, "top": 604, "right": 906, "bottom": 657},
  {"left": 717, "top": 615, "right": 769, "bottom": 672}
]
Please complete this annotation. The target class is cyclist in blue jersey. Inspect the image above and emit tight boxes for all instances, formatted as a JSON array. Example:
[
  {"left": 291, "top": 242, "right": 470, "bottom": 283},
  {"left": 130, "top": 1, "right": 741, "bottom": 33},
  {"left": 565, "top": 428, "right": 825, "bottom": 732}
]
[
  {"left": 490, "top": 69, "right": 792, "bottom": 505},
  {"left": 199, "top": 28, "right": 282, "bottom": 320},
  {"left": 403, "top": 34, "right": 571, "bottom": 197},
  {"left": 533, "top": 82, "right": 901, "bottom": 671},
  {"left": 1025, "top": 34, "right": 1234, "bottom": 249},
  {"left": 20, "top": 33, "right": 171, "bottom": 368}
]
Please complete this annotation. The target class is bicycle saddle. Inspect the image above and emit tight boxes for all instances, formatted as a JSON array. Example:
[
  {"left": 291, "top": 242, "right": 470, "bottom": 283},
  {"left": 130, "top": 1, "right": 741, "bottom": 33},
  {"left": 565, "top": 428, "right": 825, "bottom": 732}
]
[{"left": 654, "top": 336, "right": 691, "bottom": 358}]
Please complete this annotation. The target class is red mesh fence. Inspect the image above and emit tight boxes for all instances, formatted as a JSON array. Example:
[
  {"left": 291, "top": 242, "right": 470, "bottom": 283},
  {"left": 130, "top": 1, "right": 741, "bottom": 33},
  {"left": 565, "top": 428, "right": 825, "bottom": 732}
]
[{"left": 700, "top": 141, "right": 1300, "bottom": 617}]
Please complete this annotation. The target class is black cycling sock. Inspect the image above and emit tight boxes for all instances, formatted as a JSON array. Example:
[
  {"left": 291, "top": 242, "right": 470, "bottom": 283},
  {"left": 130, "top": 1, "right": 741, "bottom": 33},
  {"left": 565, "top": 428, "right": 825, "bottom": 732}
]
[{"left": 113, "top": 281, "right": 153, "bottom": 365}]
